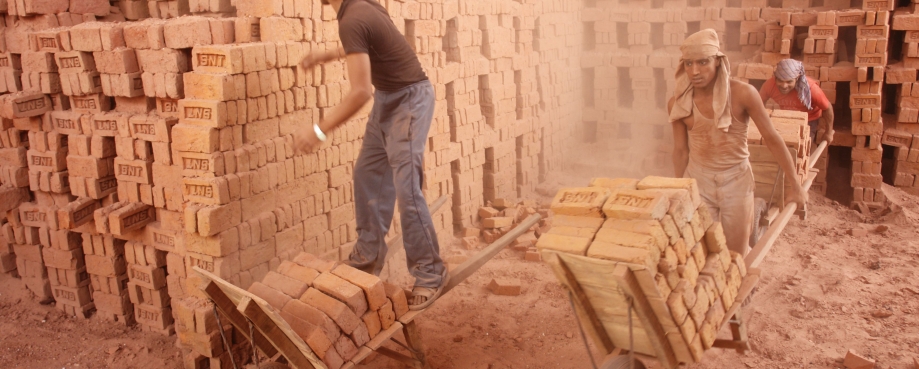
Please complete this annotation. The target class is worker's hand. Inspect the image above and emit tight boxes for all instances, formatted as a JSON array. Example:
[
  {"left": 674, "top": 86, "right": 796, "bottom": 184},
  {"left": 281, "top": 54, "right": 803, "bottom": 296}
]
[
  {"left": 786, "top": 185, "right": 808, "bottom": 209},
  {"left": 821, "top": 129, "right": 834, "bottom": 145},
  {"left": 293, "top": 126, "right": 321, "bottom": 154}
]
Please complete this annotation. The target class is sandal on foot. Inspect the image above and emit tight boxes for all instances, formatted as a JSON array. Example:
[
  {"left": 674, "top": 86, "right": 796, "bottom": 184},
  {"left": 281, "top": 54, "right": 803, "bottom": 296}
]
[{"left": 408, "top": 268, "right": 449, "bottom": 311}]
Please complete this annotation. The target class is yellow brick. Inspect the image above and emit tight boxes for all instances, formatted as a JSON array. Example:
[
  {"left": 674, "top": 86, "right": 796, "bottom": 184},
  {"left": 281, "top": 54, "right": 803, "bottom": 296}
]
[
  {"left": 545, "top": 226, "right": 598, "bottom": 238},
  {"left": 601, "top": 218, "right": 668, "bottom": 252},
  {"left": 661, "top": 215, "right": 681, "bottom": 244},
  {"left": 550, "top": 187, "right": 611, "bottom": 217},
  {"left": 586, "top": 241, "right": 658, "bottom": 270},
  {"left": 703, "top": 222, "right": 727, "bottom": 253},
  {"left": 637, "top": 175, "right": 702, "bottom": 207},
  {"left": 679, "top": 256, "right": 699, "bottom": 286},
  {"left": 661, "top": 188, "right": 694, "bottom": 223},
  {"left": 588, "top": 177, "right": 638, "bottom": 190},
  {"left": 535, "top": 233, "right": 592, "bottom": 255},
  {"left": 552, "top": 214, "right": 604, "bottom": 229},
  {"left": 602, "top": 189, "right": 670, "bottom": 220},
  {"left": 690, "top": 242, "right": 706, "bottom": 269},
  {"left": 594, "top": 228, "right": 657, "bottom": 251},
  {"left": 667, "top": 289, "right": 689, "bottom": 325}
]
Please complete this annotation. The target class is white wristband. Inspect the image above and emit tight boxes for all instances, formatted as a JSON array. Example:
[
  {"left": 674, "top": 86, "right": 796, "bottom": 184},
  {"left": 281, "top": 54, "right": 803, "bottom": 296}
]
[{"left": 313, "top": 123, "right": 327, "bottom": 142}]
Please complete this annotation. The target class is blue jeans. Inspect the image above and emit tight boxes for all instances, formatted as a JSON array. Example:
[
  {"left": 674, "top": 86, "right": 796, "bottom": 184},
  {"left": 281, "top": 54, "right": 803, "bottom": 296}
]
[{"left": 348, "top": 80, "right": 444, "bottom": 288}]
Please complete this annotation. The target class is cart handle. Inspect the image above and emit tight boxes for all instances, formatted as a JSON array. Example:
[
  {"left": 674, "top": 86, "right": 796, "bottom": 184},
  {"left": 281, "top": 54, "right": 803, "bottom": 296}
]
[{"left": 744, "top": 140, "right": 827, "bottom": 269}]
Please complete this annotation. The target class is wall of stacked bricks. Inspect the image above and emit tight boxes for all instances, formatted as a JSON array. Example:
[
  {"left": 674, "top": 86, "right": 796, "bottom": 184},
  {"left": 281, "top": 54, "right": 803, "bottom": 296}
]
[{"left": 0, "top": 0, "right": 584, "bottom": 367}]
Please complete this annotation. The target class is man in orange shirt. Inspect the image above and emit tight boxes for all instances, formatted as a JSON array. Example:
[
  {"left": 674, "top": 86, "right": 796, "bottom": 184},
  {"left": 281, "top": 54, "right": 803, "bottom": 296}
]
[{"left": 759, "top": 58, "right": 835, "bottom": 144}]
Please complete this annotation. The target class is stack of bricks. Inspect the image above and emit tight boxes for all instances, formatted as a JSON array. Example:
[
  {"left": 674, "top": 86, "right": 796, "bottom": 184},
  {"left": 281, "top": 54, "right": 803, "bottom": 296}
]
[
  {"left": 746, "top": 109, "right": 810, "bottom": 204},
  {"left": 885, "top": 10, "right": 919, "bottom": 195},
  {"left": 83, "top": 233, "right": 134, "bottom": 324},
  {"left": 125, "top": 241, "right": 175, "bottom": 334},
  {"left": 244, "top": 252, "right": 408, "bottom": 369},
  {"left": 537, "top": 177, "right": 747, "bottom": 364}
]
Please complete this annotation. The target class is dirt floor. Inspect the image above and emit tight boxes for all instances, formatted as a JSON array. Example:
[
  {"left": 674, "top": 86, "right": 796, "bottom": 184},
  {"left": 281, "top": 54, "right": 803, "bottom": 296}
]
[{"left": 2, "top": 182, "right": 918, "bottom": 369}]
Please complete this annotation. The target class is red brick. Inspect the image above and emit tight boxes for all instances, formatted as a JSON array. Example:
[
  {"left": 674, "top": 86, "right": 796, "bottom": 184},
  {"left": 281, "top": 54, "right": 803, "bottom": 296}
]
[
  {"left": 487, "top": 278, "right": 521, "bottom": 296},
  {"left": 334, "top": 335, "right": 358, "bottom": 361},
  {"left": 301, "top": 287, "right": 360, "bottom": 334},
  {"left": 330, "top": 264, "right": 386, "bottom": 311},
  {"left": 382, "top": 282, "right": 409, "bottom": 318},
  {"left": 279, "top": 311, "right": 334, "bottom": 359},
  {"left": 378, "top": 300, "right": 396, "bottom": 329},
  {"left": 312, "top": 273, "right": 368, "bottom": 317},
  {"left": 322, "top": 346, "right": 344, "bottom": 369},
  {"left": 163, "top": 16, "right": 213, "bottom": 49},
  {"left": 52, "top": 285, "right": 92, "bottom": 307},
  {"left": 108, "top": 202, "right": 155, "bottom": 235},
  {"left": 135, "top": 48, "right": 189, "bottom": 74},
  {"left": 98, "top": 23, "right": 126, "bottom": 51},
  {"left": 263, "top": 271, "right": 308, "bottom": 298},
  {"left": 292, "top": 252, "right": 337, "bottom": 272},
  {"left": 191, "top": 44, "right": 245, "bottom": 74},
  {"left": 69, "top": 23, "right": 104, "bottom": 52},
  {"left": 277, "top": 260, "right": 320, "bottom": 285},
  {"left": 0, "top": 92, "right": 51, "bottom": 119},
  {"left": 93, "top": 291, "right": 132, "bottom": 315},
  {"left": 70, "top": 93, "right": 112, "bottom": 113},
  {"left": 361, "top": 309, "right": 382, "bottom": 339},
  {"left": 135, "top": 304, "right": 173, "bottom": 329},
  {"left": 129, "top": 264, "right": 166, "bottom": 289},
  {"left": 247, "top": 281, "right": 291, "bottom": 311},
  {"left": 349, "top": 322, "right": 370, "bottom": 347},
  {"left": 171, "top": 124, "right": 219, "bottom": 153},
  {"left": 281, "top": 299, "right": 341, "bottom": 341},
  {"left": 58, "top": 197, "right": 101, "bottom": 229}
]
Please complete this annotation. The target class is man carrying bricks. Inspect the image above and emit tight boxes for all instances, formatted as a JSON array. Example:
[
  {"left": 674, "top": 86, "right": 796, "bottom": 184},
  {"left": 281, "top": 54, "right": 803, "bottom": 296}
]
[
  {"left": 293, "top": 0, "right": 447, "bottom": 310},
  {"left": 759, "top": 58, "right": 835, "bottom": 144},
  {"left": 668, "top": 29, "right": 808, "bottom": 255}
]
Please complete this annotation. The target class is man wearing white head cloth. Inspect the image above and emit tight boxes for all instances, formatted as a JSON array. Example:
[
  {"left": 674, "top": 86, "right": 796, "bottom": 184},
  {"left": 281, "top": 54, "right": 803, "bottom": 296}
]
[
  {"left": 668, "top": 29, "right": 808, "bottom": 255},
  {"left": 759, "top": 58, "right": 835, "bottom": 144}
]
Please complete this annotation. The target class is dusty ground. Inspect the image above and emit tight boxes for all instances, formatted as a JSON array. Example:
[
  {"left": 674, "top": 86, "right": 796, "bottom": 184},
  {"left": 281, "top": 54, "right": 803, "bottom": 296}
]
[{"left": 2, "top": 183, "right": 918, "bottom": 369}]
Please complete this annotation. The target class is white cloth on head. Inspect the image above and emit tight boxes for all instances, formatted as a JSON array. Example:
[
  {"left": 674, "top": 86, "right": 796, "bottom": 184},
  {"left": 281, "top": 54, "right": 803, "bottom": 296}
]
[{"left": 669, "top": 29, "right": 733, "bottom": 132}]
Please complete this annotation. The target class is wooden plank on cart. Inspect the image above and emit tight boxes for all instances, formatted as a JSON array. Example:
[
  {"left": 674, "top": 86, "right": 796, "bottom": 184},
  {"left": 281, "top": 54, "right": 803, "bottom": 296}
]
[
  {"left": 193, "top": 267, "right": 325, "bottom": 369},
  {"left": 200, "top": 281, "right": 279, "bottom": 358},
  {"left": 610, "top": 262, "right": 680, "bottom": 369},
  {"left": 541, "top": 250, "right": 617, "bottom": 354}
]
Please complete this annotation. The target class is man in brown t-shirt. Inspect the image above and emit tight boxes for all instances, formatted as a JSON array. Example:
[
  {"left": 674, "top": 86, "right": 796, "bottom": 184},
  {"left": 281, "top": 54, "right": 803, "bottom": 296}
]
[{"left": 294, "top": 0, "right": 446, "bottom": 310}]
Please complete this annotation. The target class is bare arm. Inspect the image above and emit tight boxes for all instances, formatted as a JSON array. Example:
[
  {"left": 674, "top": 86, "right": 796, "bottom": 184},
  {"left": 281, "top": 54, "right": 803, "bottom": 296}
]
[
  {"left": 668, "top": 97, "right": 690, "bottom": 178},
  {"left": 738, "top": 83, "right": 808, "bottom": 207},
  {"left": 822, "top": 104, "right": 834, "bottom": 144},
  {"left": 294, "top": 53, "right": 373, "bottom": 152},
  {"left": 300, "top": 47, "right": 347, "bottom": 69}
]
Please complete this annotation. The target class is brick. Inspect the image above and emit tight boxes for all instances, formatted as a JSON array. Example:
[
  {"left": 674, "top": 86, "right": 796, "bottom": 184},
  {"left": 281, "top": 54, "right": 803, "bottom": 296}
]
[
  {"left": 191, "top": 45, "right": 245, "bottom": 74},
  {"left": 482, "top": 216, "right": 513, "bottom": 228},
  {"left": 334, "top": 333, "right": 359, "bottom": 361},
  {"left": 27, "top": 149, "right": 68, "bottom": 172},
  {"left": 382, "top": 282, "right": 408, "bottom": 318},
  {"left": 171, "top": 124, "right": 219, "bottom": 153},
  {"left": 197, "top": 202, "right": 241, "bottom": 237},
  {"left": 183, "top": 177, "right": 231, "bottom": 205},
  {"left": 549, "top": 187, "right": 610, "bottom": 217},
  {"left": 262, "top": 270, "right": 308, "bottom": 298},
  {"left": 58, "top": 197, "right": 101, "bottom": 229},
  {"left": 331, "top": 264, "right": 387, "bottom": 311},
  {"left": 69, "top": 23, "right": 104, "bottom": 52},
  {"left": 843, "top": 350, "right": 875, "bottom": 369},
  {"left": 301, "top": 287, "right": 360, "bottom": 334},
  {"left": 70, "top": 93, "right": 111, "bottom": 113},
  {"left": 536, "top": 233, "right": 592, "bottom": 255},
  {"left": 603, "top": 189, "right": 670, "bottom": 220},
  {"left": 487, "top": 278, "right": 521, "bottom": 296},
  {"left": 109, "top": 202, "right": 155, "bottom": 235},
  {"left": 260, "top": 17, "right": 303, "bottom": 42},
  {"left": 312, "top": 272, "right": 368, "bottom": 317},
  {"left": 0, "top": 92, "right": 52, "bottom": 119},
  {"left": 282, "top": 299, "right": 341, "bottom": 341},
  {"left": 164, "top": 16, "right": 213, "bottom": 49},
  {"left": 183, "top": 73, "right": 236, "bottom": 102},
  {"left": 247, "top": 281, "right": 292, "bottom": 310},
  {"left": 114, "top": 158, "right": 153, "bottom": 184},
  {"left": 135, "top": 48, "right": 189, "bottom": 74},
  {"left": 588, "top": 241, "right": 658, "bottom": 270},
  {"left": 178, "top": 100, "right": 228, "bottom": 128},
  {"left": 135, "top": 305, "right": 173, "bottom": 330},
  {"left": 292, "top": 253, "right": 336, "bottom": 273},
  {"left": 278, "top": 310, "right": 334, "bottom": 360}
]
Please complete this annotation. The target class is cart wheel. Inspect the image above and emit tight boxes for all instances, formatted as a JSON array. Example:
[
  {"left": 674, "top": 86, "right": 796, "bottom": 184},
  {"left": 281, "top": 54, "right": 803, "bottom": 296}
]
[
  {"left": 599, "top": 355, "right": 648, "bottom": 369},
  {"left": 749, "top": 198, "right": 768, "bottom": 247}
]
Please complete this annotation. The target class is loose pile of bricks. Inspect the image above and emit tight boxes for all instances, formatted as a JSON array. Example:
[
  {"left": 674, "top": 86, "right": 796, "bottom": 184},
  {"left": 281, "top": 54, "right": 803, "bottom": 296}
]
[
  {"left": 244, "top": 252, "right": 407, "bottom": 369},
  {"left": 537, "top": 177, "right": 748, "bottom": 364}
]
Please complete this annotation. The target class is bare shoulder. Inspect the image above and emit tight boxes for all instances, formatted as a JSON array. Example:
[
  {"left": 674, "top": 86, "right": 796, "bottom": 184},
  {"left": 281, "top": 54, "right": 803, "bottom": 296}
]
[{"left": 730, "top": 79, "right": 758, "bottom": 97}]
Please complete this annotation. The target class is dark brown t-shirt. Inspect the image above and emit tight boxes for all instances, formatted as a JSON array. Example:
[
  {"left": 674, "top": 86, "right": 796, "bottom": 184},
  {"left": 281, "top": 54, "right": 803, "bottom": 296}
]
[{"left": 337, "top": 0, "right": 428, "bottom": 91}]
